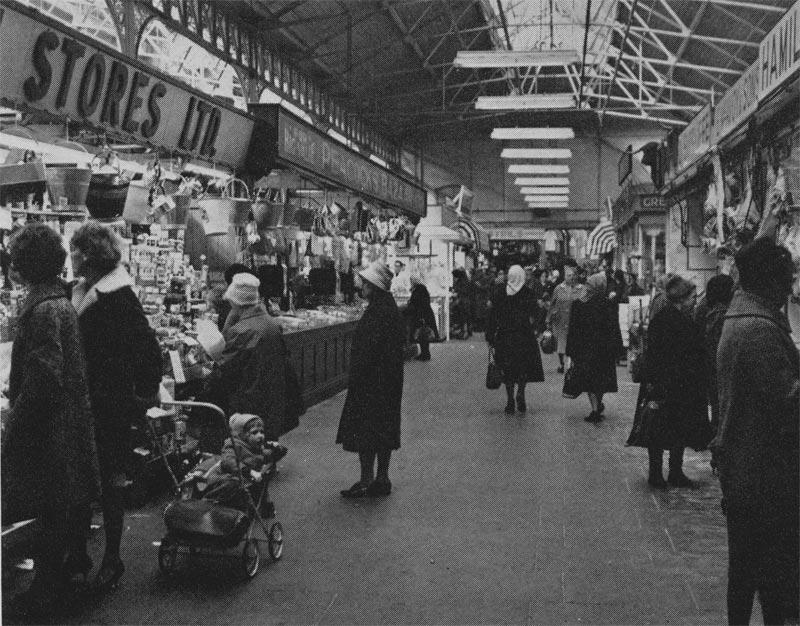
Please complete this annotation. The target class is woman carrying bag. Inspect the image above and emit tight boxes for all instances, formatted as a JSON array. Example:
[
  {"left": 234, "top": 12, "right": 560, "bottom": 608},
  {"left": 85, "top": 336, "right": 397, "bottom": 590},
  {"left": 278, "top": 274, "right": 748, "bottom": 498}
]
[{"left": 406, "top": 272, "right": 439, "bottom": 361}]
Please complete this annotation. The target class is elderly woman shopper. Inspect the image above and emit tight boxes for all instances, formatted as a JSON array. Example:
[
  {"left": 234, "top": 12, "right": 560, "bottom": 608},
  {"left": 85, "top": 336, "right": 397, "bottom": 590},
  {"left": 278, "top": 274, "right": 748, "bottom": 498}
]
[
  {"left": 546, "top": 264, "right": 586, "bottom": 373},
  {"left": 337, "top": 262, "right": 405, "bottom": 497},
  {"left": 2, "top": 224, "right": 100, "bottom": 617},
  {"left": 486, "top": 265, "right": 545, "bottom": 415},
  {"left": 70, "top": 221, "right": 162, "bottom": 594},
  {"left": 406, "top": 271, "right": 439, "bottom": 361},
  {"left": 217, "top": 272, "right": 289, "bottom": 440},
  {"left": 629, "top": 275, "right": 712, "bottom": 488},
  {"left": 565, "top": 272, "right": 623, "bottom": 423}
]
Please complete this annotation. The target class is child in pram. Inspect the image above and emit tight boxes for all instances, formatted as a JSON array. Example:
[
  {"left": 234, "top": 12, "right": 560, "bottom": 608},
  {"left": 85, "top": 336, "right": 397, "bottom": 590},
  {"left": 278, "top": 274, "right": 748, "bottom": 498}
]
[{"left": 201, "top": 413, "right": 287, "bottom": 512}]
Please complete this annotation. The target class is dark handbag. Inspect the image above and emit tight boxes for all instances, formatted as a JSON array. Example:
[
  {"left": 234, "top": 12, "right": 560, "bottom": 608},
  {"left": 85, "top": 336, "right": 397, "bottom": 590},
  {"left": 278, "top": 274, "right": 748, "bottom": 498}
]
[
  {"left": 486, "top": 348, "right": 503, "bottom": 390},
  {"left": 163, "top": 499, "right": 249, "bottom": 548},
  {"left": 626, "top": 384, "right": 676, "bottom": 448},
  {"left": 414, "top": 321, "right": 436, "bottom": 343},
  {"left": 630, "top": 351, "right": 646, "bottom": 384},
  {"left": 539, "top": 329, "right": 556, "bottom": 354},
  {"left": 562, "top": 361, "right": 582, "bottom": 399}
]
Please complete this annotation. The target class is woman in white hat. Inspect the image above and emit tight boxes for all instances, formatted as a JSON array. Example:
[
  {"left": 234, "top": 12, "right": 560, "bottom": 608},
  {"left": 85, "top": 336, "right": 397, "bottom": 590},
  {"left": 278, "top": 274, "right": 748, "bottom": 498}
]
[
  {"left": 216, "top": 272, "right": 290, "bottom": 441},
  {"left": 337, "top": 261, "right": 405, "bottom": 497}
]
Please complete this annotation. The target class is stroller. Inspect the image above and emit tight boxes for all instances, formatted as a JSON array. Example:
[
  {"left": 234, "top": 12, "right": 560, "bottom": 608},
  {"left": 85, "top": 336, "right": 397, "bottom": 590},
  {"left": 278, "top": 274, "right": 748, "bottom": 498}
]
[{"left": 157, "top": 401, "right": 285, "bottom": 580}]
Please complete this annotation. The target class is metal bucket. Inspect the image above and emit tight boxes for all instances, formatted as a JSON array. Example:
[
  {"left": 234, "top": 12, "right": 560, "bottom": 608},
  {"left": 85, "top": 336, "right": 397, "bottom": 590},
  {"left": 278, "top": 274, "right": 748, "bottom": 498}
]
[
  {"left": 86, "top": 171, "right": 130, "bottom": 220},
  {"left": 251, "top": 201, "right": 284, "bottom": 229},
  {"left": 185, "top": 210, "right": 243, "bottom": 271},
  {"left": 44, "top": 166, "right": 91, "bottom": 209}
]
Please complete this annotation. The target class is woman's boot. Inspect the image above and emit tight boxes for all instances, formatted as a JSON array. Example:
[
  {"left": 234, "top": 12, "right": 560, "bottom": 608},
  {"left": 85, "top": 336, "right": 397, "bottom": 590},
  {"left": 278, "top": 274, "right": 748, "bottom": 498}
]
[
  {"left": 648, "top": 448, "right": 667, "bottom": 488},
  {"left": 667, "top": 448, "right": 692, "bottom": 487}
]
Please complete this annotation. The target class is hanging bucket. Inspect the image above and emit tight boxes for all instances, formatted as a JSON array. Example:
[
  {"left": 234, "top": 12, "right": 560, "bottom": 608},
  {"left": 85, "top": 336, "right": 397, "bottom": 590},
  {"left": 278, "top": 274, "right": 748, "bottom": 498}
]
[
  {"left": 251, "top": 188, "right": 285, "bottom": 229},
  {"left": 86, "top": 167, "right": 130, "bottom": 220},
  {"left": 44, "top": 166, "right": 91, "bottom": 210}
]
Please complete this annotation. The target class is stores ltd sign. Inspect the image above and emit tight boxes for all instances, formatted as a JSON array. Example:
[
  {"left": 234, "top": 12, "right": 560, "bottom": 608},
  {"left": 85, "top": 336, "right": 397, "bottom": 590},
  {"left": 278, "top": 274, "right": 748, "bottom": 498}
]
[{"left": 0, "top": 3, "right": 254, "bottom": 168}]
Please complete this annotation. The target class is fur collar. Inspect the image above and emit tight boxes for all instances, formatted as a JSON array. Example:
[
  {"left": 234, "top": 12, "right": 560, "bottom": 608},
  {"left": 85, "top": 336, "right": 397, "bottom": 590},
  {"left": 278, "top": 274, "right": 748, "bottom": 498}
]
[{"left": 72, "top": 265, "right": 133, "bottom": 316}]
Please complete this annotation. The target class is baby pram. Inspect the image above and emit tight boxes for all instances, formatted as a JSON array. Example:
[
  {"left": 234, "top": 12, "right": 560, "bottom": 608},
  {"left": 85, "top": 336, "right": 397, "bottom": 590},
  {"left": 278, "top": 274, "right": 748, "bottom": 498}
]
[{"left": 157, "top": 401, "right": 284, "bottom": 580}]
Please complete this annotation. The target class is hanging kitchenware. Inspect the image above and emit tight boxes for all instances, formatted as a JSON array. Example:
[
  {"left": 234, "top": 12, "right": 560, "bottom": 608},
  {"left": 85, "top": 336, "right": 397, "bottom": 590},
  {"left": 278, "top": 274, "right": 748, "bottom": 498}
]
[
  {"left": 43, "top": 139, "right": 91, "bottom": 211},
  {"left": 251, "top": 187, "right": 285, "bottom": 229},
  {"left": 86, "top": 152, "right": 130, "bottom": 220}
]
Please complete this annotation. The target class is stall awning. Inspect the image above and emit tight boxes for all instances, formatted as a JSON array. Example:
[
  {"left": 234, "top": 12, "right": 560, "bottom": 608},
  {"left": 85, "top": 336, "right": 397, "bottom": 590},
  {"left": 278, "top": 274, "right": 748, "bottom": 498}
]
[
  {"left": 415, "top": 224, "right": 470, "bottom": 245},
  {"left": 586, "top": 220, "right": 618, "bottom": 258},
  {"left": 455, "top": 217, "right": 490, "bottom": 251}
]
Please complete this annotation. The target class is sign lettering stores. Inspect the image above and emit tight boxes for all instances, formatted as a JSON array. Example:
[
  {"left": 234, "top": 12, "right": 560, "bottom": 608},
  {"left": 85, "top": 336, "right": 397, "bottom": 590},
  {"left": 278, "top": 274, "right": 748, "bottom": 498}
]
[
  {"left": 277, "top": 111, "right": 426, "bottom": 216},
  {"left": 0, "top": 5, "right": 254, "bottom": 168}
]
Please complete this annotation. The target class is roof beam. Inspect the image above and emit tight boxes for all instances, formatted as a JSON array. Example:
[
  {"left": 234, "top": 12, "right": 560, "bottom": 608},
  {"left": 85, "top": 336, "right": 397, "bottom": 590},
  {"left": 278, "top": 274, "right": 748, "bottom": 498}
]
[
  {"left": 381, "top": 0, "right": 438, "bottom": 79},
  {"left": 653, "top": 0, "right": 708, "bottom": 102},
  {"left": 673, "top": 0, "right": 786, "bottom": 13},
  {"left": 625, "top": 25, "right": 760, "bottom": 48}
]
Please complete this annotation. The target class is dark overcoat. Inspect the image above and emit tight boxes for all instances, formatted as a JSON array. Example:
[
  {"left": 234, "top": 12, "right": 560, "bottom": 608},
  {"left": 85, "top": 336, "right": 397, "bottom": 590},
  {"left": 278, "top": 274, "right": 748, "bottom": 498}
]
[
  {"left": 486, "top": 286, "right": 544, "bottom": 383},
  {"left": 337, "top": 289, "right": 404, "bottom": 452},
  {"left": 565, "top": 297, "right": 622, "bottom": 394},
  {"left": 406, "top": 283, "right": 439, "bottom": 340},
  {"left": 2, "top": 281, "right": 100, "bottom": 523},
  {"left": 713, "top": 290, "right": 799, "bottom": 515},
  {"left": 74, "top": 267, "right": 162, "bottom": 473},
  {"left": 219, "top": 304, "right": 290, "bottom": 440},
  {"left": 638, "top": 304, "right": 712, "bottom": 450}
]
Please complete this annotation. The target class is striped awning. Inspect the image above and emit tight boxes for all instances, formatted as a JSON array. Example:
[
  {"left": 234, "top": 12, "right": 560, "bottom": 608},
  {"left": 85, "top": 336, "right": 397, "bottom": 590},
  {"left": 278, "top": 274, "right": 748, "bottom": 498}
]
[{"left": 586, "top": 220, "right": 618, "bottom": 258}]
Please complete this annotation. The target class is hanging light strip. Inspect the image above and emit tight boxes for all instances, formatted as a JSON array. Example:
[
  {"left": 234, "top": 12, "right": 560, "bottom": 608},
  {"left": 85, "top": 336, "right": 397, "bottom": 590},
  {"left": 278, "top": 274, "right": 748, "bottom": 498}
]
[
  {"left": 525, "top": 196, "right": 571, "bottom": 203},
  {"left": 454, "top": 50, "right": 580, "bottom": 68},
  {"left": 491, "top": 128, "right": 575, "bottom": 140},
  {"left": 524, "top": 191, "right": 570, "bottom": 199},
  {"left": 515, "top": 178, "right": 570, "bottom": 186},
  {"left": 476, "top": 95, "right": 575, "bottom": 110},
  {"left": 501, "top": 148, "right": 572, "bottom": 159},
  {"left": 521, "top": 187, "right": 573, "bottom": 194},
  {"left": 508, "top": 164, "right": 570, "bottom": 175}
]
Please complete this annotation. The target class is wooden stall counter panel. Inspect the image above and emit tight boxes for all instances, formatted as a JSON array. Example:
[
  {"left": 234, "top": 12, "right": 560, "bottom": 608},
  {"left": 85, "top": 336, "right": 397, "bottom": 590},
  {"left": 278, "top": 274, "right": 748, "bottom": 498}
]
[{"left": 283, "top": 320, "right": 358, "bottom": 409}]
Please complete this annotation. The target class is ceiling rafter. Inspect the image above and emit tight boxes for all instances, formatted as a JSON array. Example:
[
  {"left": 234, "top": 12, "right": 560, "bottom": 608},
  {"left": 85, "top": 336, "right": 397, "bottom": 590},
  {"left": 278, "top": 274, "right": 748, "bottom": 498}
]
[
  {"left": 652, "top": 0, "right": 708, "bottom": 102},
  {"left": 381, "top": 0, "right": 439, "bottom": 79}
]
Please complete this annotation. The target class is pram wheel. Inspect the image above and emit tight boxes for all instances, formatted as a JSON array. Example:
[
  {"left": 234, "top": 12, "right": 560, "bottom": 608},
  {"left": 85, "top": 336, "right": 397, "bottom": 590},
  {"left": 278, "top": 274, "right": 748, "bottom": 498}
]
[
  {"left": 241, "top": 538, "right": 260, "bottom": 579},
  {"left": 268, "top": 523, "right": 284, "bottom": 561},
  {"left": 158, "top": 536, "right": 179, "bottom": 575}
]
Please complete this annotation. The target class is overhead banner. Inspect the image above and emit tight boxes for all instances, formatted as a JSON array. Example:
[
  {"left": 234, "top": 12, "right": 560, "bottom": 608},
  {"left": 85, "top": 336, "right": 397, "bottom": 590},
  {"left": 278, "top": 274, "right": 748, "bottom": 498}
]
[
  {"left": 490, "top": 227, "right": 546, "bottom": 241},
  {"left": 712, "top": 63, "right": 760, "bottom": 144},
  {"left": 758, "top": 0, "right": 800, "bottom": 102},
  {"left": 275, "top": 109, "right": 425, "bottom": 216},
  {"left": 0, "top": 3, "right": 255, "bottom": 168}
]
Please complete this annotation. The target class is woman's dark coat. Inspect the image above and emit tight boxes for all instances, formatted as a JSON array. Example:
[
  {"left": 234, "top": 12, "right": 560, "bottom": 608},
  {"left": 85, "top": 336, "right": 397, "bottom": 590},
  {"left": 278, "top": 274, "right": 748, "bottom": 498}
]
[
  {"left": 2, "top": 281, "right": 100, "bottom": 523},
  {"left": 565, "top": 297, "right": 622, "bottom": 394},
  {"left": 74, "top": 268, "right": 162, "bottom": 474},
  {"left": 486, "top": 286, "right": 545, "bottom": 383},
  {"left": 337, "top": 289, "right": 405, "bottom": 452},
  {"left": 406, "top": 283, "right": 439, "bottom": 340},
  {"left": 703, "top": 302, "right": 729, "bottom": 430},
  {"left": 636, "top": 305, "right": 713, "bottom": 450},
  {"left": 218, "top": 304, "right": 290, "bottom": 440}
]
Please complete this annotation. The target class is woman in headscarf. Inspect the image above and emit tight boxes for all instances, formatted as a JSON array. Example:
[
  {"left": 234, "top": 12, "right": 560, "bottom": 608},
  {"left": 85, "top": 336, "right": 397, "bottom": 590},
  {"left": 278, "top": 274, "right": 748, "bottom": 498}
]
[
  {"left": 406, "top": 271, "right": 439, "bottom": 361},
  {"left": 486, "top": 265, "right": 545, "bottom": 414},
  {"left": 565, "top": 272, "right": 623, "bottom": 422}
]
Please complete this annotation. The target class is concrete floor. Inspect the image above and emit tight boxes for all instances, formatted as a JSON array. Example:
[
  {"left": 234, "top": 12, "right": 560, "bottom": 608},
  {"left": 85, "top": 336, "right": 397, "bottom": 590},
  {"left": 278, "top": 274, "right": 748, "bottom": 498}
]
[{"left": 8, "top": 336, "right": 742, "bottom": 625}]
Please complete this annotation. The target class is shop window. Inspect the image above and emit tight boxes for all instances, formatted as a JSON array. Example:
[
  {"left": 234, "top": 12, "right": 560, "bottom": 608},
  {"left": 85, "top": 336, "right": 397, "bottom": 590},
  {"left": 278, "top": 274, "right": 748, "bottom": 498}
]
[
  {"left": 17, "top": 0, "right": 121, "bottom": 51},
  {"left": 138, "top": 18, "right": 246, "bottom": 110}
]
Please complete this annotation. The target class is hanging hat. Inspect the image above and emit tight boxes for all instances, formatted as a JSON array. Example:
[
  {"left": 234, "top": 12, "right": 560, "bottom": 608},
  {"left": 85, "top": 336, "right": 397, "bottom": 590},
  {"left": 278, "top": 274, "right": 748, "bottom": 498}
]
[
  {"left": 229, "top": 413, "right": 263, "bottom": 438},
  {"left": 506, "top": 265, "right": 526, "bottom": 296},
  {"left": 358, "top": 261, "right": 393, "bottom": 292},
  {"left": 224, "top": 272, "right": 261, "bottom": 306}
]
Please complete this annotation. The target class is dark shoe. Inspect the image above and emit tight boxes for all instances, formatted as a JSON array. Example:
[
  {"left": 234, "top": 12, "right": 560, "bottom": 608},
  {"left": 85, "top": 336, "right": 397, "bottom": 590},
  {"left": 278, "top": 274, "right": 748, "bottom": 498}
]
[
  {"left": 648, "top": 473, "right": 668, "bottom": 489},
  {"left": 91, "top": 557, "right": 124, "bottom": 594},
  {"left": 504, "top": 400, "right": 515, "bottom": 415},
  {"left": 598, "top": 402, "right": 605, "bottom": 414},
  {"left": 557, "top": 366, "right": 565, "bottom": 374},
  {"left": 365, "top": 479, "right": 392, "bottom": 497},
  {"left": 62, "top": 552, "right": 93, "bottom": 588},
  {"left": 667, "top": 472, "right": 693, "bottom": 488},
  {"left": 516, "top": 396, "right": 526, "bottom": 413},
  {"left": 584, "top": 411, "right": 602, "bottom": 423},
  {"left": 415, "top": 354, "right": 431, "bottom": 361},
  {"left": 340, "top": 482, "right": 370, "bottom": 498}
]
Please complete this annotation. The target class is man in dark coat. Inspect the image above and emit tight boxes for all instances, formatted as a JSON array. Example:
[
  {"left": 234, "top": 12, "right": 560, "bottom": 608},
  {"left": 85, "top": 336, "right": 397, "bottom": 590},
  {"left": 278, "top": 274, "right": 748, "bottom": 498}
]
[
  {"left": 337, "top": 261, "right": 405, "bottom": 498},
  {"left": 713, "top": 238, "right": 799, "bottom": 625}
]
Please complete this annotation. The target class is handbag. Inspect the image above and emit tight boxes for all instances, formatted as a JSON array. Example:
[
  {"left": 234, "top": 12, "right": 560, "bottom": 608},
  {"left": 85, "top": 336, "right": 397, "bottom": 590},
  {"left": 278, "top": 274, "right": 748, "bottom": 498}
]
[
  {"left": 630, "top": 352, "right": 647, "bottom": 384},
  {"left": 561, "top": 360, "right": 582, "bottom": 399},
  {"left": 414, "top": 321, "right": 436, "bottom": 343},
  {"left": 539, "top": 329, "right": 556, "bottom": 354},
  {"left": 626, "top": 384, "right": 676, "bottom": 448},
  {"left": 485, "top": 348, "right": 503, "bottom": 390}
]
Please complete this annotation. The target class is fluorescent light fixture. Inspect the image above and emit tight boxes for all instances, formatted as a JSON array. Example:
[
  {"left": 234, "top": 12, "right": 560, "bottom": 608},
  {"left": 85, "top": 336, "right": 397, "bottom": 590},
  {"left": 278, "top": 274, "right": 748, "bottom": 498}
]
[
  {"left": 521, "top": 187, "right": 574, "bottom": 194},
  {"left": 492, "top": 127, "right": 574, "bottom": 140},
  {"left": 525, "top": 196, "right": 571, "bottom": 203},
  {"left": 476, "top": 95, "right": 575, "bottom": 110},
  {"left": 524, "top": 192, "right": 570, "bottom": 199},
  {"left": 515, "top": 177, "right": 570, "bottom": 186},
  {"left": 501, "top": 148, "right": 572, "bottom": 159},
  {"left": 454, "top": 50, "right": 579, "bottom": 68},
  {"left": 509, "top": 164, "right": 570, "bottom": 175},
  {"left": 529, "top": 204, "right": 569, "bottom": 210}
]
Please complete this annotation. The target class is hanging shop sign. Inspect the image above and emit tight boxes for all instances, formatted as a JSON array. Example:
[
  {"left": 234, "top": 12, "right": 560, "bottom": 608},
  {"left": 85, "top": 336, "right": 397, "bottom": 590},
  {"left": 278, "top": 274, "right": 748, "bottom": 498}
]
[
  {"left": 640, "top": 194, "right": 666, "bottom": 210},
  {"left": 0, "top": 3, "right": 255, "bottom": 168},
  {"left": 758, "top": 0, "right": 800, "bottom": 102},
  {"left": 677, "top": 104, "right": 713, "bottom": 172},
  {"left": 274, "top": 109, "right": 425, "bottom": 217},
  {"left": 712, "top": 63, "right": 760, "bottom": 145},
  {"left": 490, "top": 227, "right": 546, "bottom": 241}
]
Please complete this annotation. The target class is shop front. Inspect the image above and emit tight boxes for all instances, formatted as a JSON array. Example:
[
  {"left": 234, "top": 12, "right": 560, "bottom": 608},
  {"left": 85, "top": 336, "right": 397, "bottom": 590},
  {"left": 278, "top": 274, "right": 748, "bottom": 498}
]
[{"left": 612, "top": 184, "right": 666, "bottom": 289}]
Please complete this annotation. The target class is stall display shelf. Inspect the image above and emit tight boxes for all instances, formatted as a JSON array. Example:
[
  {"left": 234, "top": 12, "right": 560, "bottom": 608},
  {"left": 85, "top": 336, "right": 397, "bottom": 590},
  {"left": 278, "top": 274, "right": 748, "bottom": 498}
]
[{"left": 9, "top": 207, "right": 87, "bottom": 218}]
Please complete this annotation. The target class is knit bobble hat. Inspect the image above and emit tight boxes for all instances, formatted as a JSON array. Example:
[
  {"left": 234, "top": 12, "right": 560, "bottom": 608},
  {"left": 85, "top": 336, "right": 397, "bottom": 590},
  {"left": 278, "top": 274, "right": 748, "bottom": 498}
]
[
  {"left": 224, "top": 272, "right": 261, "bottom": 306},
  {"left": 229, "top": 413, "right": 263, "bottom": 438}
]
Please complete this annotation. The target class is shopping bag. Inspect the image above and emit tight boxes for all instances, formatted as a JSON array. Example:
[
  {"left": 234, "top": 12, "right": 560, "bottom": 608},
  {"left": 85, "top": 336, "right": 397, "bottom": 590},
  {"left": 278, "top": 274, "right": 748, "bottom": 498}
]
[
  {"left": 539, "top": 329, "right": 556, "bottom": 354},
  {"left": 486, "top": 348, "right": 503, "bottom": 390},
  {"left": 562, "top": 361, "right": 583, "bottom": 399},
  {"left": 626, "top": 384, "right": 677, "bottom": 448},
  {"left": 414, "top": 321, "right": 436, "bottom": 343}
]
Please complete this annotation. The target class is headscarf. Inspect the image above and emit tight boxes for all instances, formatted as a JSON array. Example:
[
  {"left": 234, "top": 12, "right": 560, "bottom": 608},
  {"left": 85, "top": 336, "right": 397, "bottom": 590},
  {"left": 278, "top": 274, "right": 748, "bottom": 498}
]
[
  {"left": 410, "top": 271, "right": 424, "bottom": 287},
  {"left": 580, "top": 272, "right": 607, "bottom": 302},
  {"left": 506, "top": 265, "right": 526, "bottom": 296}
]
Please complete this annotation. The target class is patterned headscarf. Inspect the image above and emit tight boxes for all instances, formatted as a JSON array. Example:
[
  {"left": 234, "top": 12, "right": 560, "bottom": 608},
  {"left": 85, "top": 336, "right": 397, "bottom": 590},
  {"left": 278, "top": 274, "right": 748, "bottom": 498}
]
[{"left": 506, "top": 265, "right": 526, "bottom": 296}]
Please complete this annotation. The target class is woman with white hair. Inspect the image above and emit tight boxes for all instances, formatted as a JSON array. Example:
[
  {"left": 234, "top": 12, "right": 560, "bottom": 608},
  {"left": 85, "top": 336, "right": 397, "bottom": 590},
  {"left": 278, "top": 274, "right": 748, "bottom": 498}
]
[{"left": 486, "top": 265, "right": 545, "bottom": 415}]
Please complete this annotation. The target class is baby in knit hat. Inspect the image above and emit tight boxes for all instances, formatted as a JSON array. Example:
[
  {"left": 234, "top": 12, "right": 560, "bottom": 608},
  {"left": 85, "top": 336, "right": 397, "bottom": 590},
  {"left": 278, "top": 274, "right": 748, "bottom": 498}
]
[{"left": 203, "top": 413, "right": 287, "bottom": 509}]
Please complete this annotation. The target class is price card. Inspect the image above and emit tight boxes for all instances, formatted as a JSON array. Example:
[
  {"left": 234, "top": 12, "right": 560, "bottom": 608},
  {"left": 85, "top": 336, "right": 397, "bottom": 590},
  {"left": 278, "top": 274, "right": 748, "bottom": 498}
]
[{"left": 168, "top": 349, "right": 186, "bottom": 384}]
